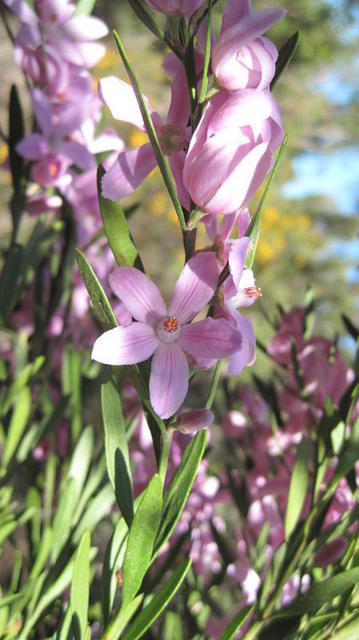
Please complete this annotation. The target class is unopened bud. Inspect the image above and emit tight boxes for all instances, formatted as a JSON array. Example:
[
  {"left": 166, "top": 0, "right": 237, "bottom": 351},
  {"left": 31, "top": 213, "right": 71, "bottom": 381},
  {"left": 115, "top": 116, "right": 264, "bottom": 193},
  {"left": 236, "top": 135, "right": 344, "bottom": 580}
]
[{"left": 176, "top": 409, "right": 214, "bottom": 434}]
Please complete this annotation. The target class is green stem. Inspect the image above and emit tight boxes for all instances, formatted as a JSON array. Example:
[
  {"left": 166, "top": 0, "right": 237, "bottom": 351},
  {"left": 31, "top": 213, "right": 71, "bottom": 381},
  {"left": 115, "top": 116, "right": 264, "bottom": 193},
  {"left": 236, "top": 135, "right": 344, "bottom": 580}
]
[
  {"left": 112, "top": 30, "right": 187, "bottom": 234},
  {"left": 205, "top": 360, "right": 222, "bottom": 409},
  {"left": 158, "top": 430, "right": 173, "bottom": 484},
  {"left": 198, "top": 0, "right": 212, "bottom": 104}
]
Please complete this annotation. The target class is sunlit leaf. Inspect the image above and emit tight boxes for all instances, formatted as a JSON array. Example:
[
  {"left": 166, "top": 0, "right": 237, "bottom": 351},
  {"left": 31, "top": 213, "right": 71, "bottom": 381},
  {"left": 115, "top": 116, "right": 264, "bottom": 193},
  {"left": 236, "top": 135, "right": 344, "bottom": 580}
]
[
  {"left": 285, "top": 436, "right": 311, "bottom": 540},
  {"left": 71, "top": 531, "right": 91, "bottom": 640}
]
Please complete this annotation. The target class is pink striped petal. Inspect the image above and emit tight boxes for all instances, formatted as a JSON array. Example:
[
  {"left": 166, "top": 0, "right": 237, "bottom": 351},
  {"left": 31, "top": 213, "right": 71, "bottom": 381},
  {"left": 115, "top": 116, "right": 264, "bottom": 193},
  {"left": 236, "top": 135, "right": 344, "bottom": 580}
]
[
  {"left": 228, "top": 237, "right": 251, "bottom": 288},
  {"left": 101, "top": 144, "right": 156, "bottom": 200},
  {"left": 221, "top": 0, "right": 251, "bottom": 31},
  {"left": 179, "top": 317, "right": 242, "bottom": 359},
  {"left": 92, "top": 323, "right": 158, "bottom": 365},
  {"left": 168, "top": 252, "right": 218, "bottom": 324},
  {"left": 109, "top": 267, "right": 166, "bottom": 326},
  {"left": 149, "top": 342, "right": 189, "bottom": 419},
  {"left": 228, "top": 313, "right": 256, "bottom": 374}
]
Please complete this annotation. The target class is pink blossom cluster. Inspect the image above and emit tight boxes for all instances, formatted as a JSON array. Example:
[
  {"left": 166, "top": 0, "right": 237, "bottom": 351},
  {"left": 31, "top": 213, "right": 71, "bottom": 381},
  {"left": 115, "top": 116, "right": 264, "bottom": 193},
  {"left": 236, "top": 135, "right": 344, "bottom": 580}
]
[
  {"left": 100, "top": 0, "right": 285, "bottom": 216},
  {"left": 5, "top": 0, "right": 123, "bottom": 215}
]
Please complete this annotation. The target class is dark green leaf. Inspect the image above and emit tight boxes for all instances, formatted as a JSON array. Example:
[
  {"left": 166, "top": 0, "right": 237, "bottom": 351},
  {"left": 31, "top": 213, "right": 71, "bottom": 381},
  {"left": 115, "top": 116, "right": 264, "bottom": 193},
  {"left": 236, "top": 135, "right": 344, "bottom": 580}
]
[
  {"left": 71, "top": 531, "right": 91, "bottom": 640},
  {"left": 2, "top": 387, "right": 31, "bottom": 468},
  {"left": 285, "top": 436, "right": 311, "bottom": 540},
  {"left": 97, "top": 165, "right": 141, "bottom": 268},
  {"left": 154, "top": 429, "right": 206, "bottom": 556},
  {"left": 220, "top": 605, "right": 253, "bottom": 640},
  {"left": 105, "top": 595, "right": 143, "bottom": 640},
  {"left": 101, "top": 518, "right": 129, "bottom": 625},
  {"left": 127, "top": 0, "right": 167, "bottom": 44},
  {"left": 122, "top": 474, "right": 162, "bottom": 608},
  {"left": 271, "top": 32, "right": 300, "bottom": 89},
  {"left": 122, "top": 559, "right": 191, "bottom": 640},
  {"left": 0, "top": 243, "right": 25, "bottom": 321},
  {"left": 101, "top": 378, "right": 133, "bottom": 527},
  {"left": 76, "top": 249, "right": 118, "bottom": 331}
]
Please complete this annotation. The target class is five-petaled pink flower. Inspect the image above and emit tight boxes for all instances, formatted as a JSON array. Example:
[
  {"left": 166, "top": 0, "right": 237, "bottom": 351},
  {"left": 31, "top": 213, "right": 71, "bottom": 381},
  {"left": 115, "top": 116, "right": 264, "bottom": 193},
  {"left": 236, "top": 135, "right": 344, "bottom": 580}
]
[{"left": 92, "top": 252, "right": 243, "bottom": 418}]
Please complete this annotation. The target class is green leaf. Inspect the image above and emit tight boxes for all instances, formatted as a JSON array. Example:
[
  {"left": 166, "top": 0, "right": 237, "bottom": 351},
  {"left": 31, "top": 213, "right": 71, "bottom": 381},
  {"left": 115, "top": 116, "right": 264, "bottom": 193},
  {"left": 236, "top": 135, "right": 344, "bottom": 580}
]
[
  {"left": 97, "top": 165, "right": 140, "bottom": 268},
  {"left": 127, "top": 0, "right": 167, "bottom": 45},
  {"left": 67, "top": 426, "right": 94, "bottom": 497},
  {"left": 164, "top": 612, "right": 183, "bottom": 640},
  {"left": 122, "top": 474, "right": 162, "bottom": 608},
  {"left": 29, "top": 527, "right": 53, "bottom": 581},
  {"left": 73, "top": 485, "right": 116, "bottom": 544},
  {"left": 285, "top": 436, "right": 311, "bottom": 540},
  {"left": 271, "top": 31, "right": 300, "bottom": 90},
  {"left": 71, "top": 530, "right": 91, "bottom": 640},
  {"left": 2, "top": 387, "right": 31, "bottom": 469},
  {"left": 76, "top": 249, "right": 118, "bottom": 331},
  {"left": 101, "top": 518, "right": 129, "bottom": 625},
  {"left": 122, "top": 559, "right": 191, "bottom": 640},
  {"left": 220, "top": 605, "right": 253, "bottom": 640},
  {"left": 1, "top": 356, "right": 44, "bottom": 416},
  {"left": 73, "top": 0, "right": 95, "bottom": 15},
  {"left": 154, "top": 429, "right": 206, "bottom": 556},
  {"left": 62, "top": 345, "right": 82, "bottom": 441},
  {"left": 112, "top": 30, "right": 186, "bottom": 232},
  {"left": 101, "top": 379, "right": 133, "bottom": 527},
  {"left": 104, "top": 595, "right": 143, "bottom": 640},
  {"left": 198, "top": 0, "right": 212, "bottom": 104},
  {"left": 0, "top": 243, "right": 25, "bottom": 321},
  {"left": 17, "top": 397, "right": 68, "bottom": 463},
  {"left": 51, "top": 478, "right": 78, "bottom": 562},
  {"left": 245, "top": 135, "right": 288, "bottom": 269},
  {"left": 278, "top": 568, "right": 359, "bottom": 617},
  {"left": 332, "top": 617, "right": 359, "bottom": 640}
]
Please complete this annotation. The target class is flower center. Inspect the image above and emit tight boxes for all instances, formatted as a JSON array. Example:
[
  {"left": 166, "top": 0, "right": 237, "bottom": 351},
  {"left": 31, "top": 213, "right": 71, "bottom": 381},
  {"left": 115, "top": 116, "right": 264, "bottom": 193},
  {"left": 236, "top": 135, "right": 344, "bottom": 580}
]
[{"left": 156, "top": 316, "right": 181, "bottom": 343}]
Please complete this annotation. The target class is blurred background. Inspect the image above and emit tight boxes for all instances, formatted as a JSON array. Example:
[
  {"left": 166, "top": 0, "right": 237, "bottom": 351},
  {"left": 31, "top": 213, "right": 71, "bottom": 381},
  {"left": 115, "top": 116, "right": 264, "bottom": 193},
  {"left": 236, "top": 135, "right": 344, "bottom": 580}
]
[{"left": 0, "top": 0, "right": 358, "bottom": 379}]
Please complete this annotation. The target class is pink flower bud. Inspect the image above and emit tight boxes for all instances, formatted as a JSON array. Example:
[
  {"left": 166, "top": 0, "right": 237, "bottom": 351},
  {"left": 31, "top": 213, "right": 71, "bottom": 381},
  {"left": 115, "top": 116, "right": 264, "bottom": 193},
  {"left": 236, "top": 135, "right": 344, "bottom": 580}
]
[
  {"left": 183, "top": 89, "right": 284, "bottom": 215},
  {"left": 176, "top": 409, "right": 214, "bottom": 433}
]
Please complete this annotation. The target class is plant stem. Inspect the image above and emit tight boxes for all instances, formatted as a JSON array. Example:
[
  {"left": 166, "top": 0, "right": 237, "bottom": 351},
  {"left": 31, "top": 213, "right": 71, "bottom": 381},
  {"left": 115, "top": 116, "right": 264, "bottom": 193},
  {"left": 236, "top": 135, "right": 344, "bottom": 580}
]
[{"left": 205, "top": 360, "right": 222, "bottom": 409}]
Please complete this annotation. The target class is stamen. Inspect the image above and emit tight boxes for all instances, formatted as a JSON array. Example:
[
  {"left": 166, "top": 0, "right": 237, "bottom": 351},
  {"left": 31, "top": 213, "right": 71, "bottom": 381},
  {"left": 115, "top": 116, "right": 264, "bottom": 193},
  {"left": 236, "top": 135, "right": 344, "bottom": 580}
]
[
  {"left": 163, "top": 316, "right": 179, "bottom": 333},
  {"left": 244, "top": 286, "right": 262, "bottom": 301}
]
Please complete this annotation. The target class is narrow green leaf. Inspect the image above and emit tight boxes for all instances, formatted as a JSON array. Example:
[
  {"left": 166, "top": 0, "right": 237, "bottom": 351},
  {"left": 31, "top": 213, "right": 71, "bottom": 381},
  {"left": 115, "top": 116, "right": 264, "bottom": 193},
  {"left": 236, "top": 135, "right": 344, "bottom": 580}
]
[
  {"left": 71, "top": 531, "right": 91, "bottom": 640},
  {"left": 198, "top": 0, "right": 212, "bottom": 104},
  {"left": 220, "top": 605, "right": 253, "bottom": 640},
  {"left": 332, "top": 617, "right": 359, "bottom": 640},
  {"left": 122, "top": 474, "right": 162, "bottom": 608},
  {"left": 105, "top": 595, "right": 143, "bottom": 640},
  {"left": 101, "top": 379, "right": 133, "bottom": 527},
  {"left": 278, "top": 568, "right": 359, "bottom": 617},
  {"left": 101, "top": 518, "right": 129, "bottom": 625},
  {"left": 73, "top": 485, "right": 116, "bottom": 544},
  {"left": 97, "top": 165, "right": 140, "bottom": 268},
  {"left": 2, "top": 387, "right": 31, "bottom": 468},
  {"left": 154, "top": 429, "right": 206, "bottom": 556},
  {"left": 271, "top": 32, "right": 300, "bottom": 89},
  {"left": 245, "top": 135, "right": 288, "bottom": 269},
  {"left": 341, "top": 314, "right": 359, "bottom": 343},
  {"left": 73, "top": 0, "right": 95, "bottom": 15},
  {"left": 122, "top": 559, "right": 191, "bottom": 640},
  {"left": 67, "top": 426, "right": 94, "bottom": 497},
  {"left": 76, "top": 249, "right": 118, "bottom": 331},
  {"left": 29, "top": 528, "right": 53, "bottom": 580},
  {"left": 51, "top": 478, "right": 78, "bottom": 562},
  {"left": 164, "top": 612, "right": 183, "bottom": 640},
  {"left": 0, "top": 243, "right": 25, "bottom": 321},
  {"left": 1, "top": 356, "right": 44, "bottom": 416},
  {"left": 17, "top": 397, "right": 68, "bottom": 462},
  {"left": 62, "top": 345, "right": 82, "bottom": 441},
  {"left": 285, "top": 436, "right": 311, "bottom": 540},
  {"left": 55, "top": 603, "right": 72, "bottom": 640},
  {"left": 127, "top": 0, "right": 167, "bottom": 45},
  {"left": 329, "top": 440, "right": 359, "bottom": 490},
  {"left": 112, "top": 30, "right": 186, "bottom": 232}
]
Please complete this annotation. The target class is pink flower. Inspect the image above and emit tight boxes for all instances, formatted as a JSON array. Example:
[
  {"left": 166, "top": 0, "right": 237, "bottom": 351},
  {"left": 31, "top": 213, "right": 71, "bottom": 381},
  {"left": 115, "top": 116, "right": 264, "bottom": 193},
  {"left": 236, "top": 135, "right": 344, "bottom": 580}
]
[
  {"left": 183, "top": 88, "right": 284, "bottom": 215},
  {"left": 144, "top": 0, "right": 205, "bottom": 16},
  {"left": 98, "top": 73, "right": 191, "bottom": 208},
  {"left": 92, "top": 253, "right": 243, "bottom": 418},
  {"left": 212, "top": 0, "right": 285, "bottom": 91}
]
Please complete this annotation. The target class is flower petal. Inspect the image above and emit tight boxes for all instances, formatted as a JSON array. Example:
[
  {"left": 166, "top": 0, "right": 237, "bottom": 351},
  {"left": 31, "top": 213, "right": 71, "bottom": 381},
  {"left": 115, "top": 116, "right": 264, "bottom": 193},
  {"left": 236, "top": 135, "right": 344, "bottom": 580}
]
[
  {"left": 92, "top": 323, "right": 159, "bottom": 365},
  {"left": 101, "top": 144, "right": 156, "bottom": 200},
  {"left": 228, "top": 237, "right": 251, "bottom": 288},
  {"left": 109, "top": 267, "right": 166, "bottom": 326},
  {"left": 168, "top": 252, "right": 218, "bottom": 324},
  {"left": 149, "top": 342, "right": 189, "bottom": 419},
  {"left": 98, "top": 76, "right": 154, "bottom": 129},
  {"left": 179, "top": 317, "right": 242, "bottom": 359}
]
